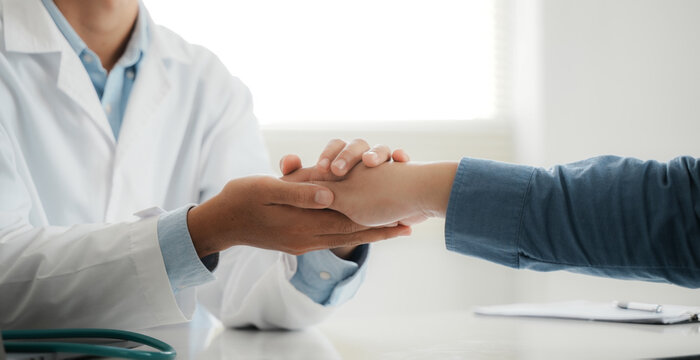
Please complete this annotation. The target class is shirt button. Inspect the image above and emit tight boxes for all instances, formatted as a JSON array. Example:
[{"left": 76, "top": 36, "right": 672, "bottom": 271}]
[
  {"left": 82, "top": 54, "right": 93, "bottom": 63},
  {"left": 104, "top": 104, "right": 112, "bottom": 114},
  {"left": 126, "top": 70, "right": 135, "bottom": 79},
  {"left": 319, "top": 271, "right": 331, "bottom": 280}
]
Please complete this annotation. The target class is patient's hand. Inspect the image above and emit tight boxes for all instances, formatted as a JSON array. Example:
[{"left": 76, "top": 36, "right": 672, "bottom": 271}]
[
  {"left": 313, "top": 162, "right": 428, "bottom": 226},
  {"left": 280, "top": 139, "right": 410, "bottom": 182},
  {"left": 280, "top": 139, "right": 411, "bottom": 257},
  {"left": 312, "top": 162, "right": 458, "bottom": 227},
  {"left": 280, "top": 139, "right": 410, "bottom": 259}
]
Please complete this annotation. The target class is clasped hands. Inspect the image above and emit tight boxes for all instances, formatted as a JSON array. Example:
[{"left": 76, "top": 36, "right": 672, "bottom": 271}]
[{"left": 187, "top": 139, "right": 455, "bottom": 260}]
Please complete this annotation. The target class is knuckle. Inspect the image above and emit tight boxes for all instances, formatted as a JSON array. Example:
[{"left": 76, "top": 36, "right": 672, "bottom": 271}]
[
  {"left": 340, "top": 220, "right": 360, "bottom": 234},
  {"left": 293, "top": 189, "right": 309, "bottom": 205},
  {"left": 255, "top": 176, "right": 274, "bottom": 188},
  {"left": 223, "top": 179, "right": 237, "bottom": 192},
  {"left": 376, "top": 228, "right": 393, "bottom": 240},
  {"left": 347, "top": 232, "right": 368, "bottom": 246},
  {"left": 328, "top": 138, "right": 346, "bottom": 148},
  {"left": 326, "top": 237, "right": 347, "bottom": 249},
  {"left": 255, "top": 178, "right": 276, "bottom": 197},
  {"left": 336, "top": 149, "right": 351, "bottom": 160},
  {"left": 238, "top": 177, "right": 262, "bottom": 194},
  {"left": 322, "top": 215, "right": 351, "bottom": 234},
  {"left": 374, "top": 144, "right": 391, "bottom": 153},
  {"left": 351, "top": 138, "right": 370, "bottom": 148}
]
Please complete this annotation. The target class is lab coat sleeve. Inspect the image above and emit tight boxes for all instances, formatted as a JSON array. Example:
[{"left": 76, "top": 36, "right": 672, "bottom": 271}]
[
  {"left": 188, "top": 70, "right": 340, "bottom": 329},
  {"left": 445, "top": 156, "right": 700, "bottom": 288},
  {"left": 0, "top": 125, "right": 186, "bottom": 330}
]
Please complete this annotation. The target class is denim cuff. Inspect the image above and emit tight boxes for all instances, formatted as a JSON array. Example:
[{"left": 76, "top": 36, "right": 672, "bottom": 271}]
[{"left": 445, "top": 158, "right": 535, "bottom": 268}]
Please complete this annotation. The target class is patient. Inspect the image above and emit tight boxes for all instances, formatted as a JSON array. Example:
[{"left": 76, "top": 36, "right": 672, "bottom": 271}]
[{"left": 281, "top": 153, "right": 700, "bottom": 289}]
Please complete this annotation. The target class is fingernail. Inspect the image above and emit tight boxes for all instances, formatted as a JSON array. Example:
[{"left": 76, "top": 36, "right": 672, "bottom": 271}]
[
  {"left": 318, "top": 158, "right": 330, "bottom": 169},
  {"left": 314, "top": 190, "right": 333, "bottom": 206},
  {"left": 400, "top": 227, "right": 412, "bottom": 236},
  {"left": 334, "top": 159, "right": 346, "bottom": 171}
]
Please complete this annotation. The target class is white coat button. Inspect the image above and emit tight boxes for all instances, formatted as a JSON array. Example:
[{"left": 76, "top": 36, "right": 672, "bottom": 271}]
[
  {"left": 126, "top": 70, "right": 135, "bottom": 79},
  {"left": 319, "top": 271, "right": 331, "bottom": 280},
  {"left": 82, "top": 54, "right": 93, "bottom": 63},
  {"left": 104, "top": 104, "right": 112, "bottom": 114}
]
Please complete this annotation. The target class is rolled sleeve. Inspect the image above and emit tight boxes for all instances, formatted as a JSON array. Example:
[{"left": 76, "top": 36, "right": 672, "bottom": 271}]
[
  {"left": 290, "top": 245, "right": 370, "bottom": 306},
  {"left": 157, "top": 206, "right": 217, "bottom": 292},
  {"left": 444, "top": 158, "right": 535, "bottom": 268}
]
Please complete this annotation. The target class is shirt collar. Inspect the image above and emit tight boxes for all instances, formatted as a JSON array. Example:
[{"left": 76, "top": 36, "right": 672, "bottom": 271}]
[
  {"left": 40, "top": 0, "right": 150, "bottom": 68},
  {"left": 119, "top": 2, "right": 149, "bottom": 67}
]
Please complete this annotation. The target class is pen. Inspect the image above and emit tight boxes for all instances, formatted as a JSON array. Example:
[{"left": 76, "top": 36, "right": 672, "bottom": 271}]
[{"left": 614, "top": 301, "right": 663, "bottom": 313}]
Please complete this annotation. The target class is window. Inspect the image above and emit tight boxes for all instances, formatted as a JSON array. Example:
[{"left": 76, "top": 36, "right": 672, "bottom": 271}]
[{"left": 145, "top": 0, "right": 497, "bottom": 125}]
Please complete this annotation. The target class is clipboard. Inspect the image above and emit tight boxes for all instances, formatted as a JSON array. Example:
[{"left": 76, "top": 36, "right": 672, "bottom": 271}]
[{"left": 474, "top": 301, "right": 700, "bottom": 325}]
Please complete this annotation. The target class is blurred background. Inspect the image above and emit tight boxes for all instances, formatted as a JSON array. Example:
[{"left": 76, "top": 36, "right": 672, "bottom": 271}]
[{"left": 145, "top": 0, "right": 700, "bottom": 318}]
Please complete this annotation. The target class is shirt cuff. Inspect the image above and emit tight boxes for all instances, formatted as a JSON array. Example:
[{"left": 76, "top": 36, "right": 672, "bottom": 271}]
[
  {"left": 157, "top": 205, "right": 217, "bottom": 292},
  {"left": 290, "top": 244, "right": 370, "bottom": 306},
  {"left": 444, "top": 158, "right": 535, "bottom": 268}
]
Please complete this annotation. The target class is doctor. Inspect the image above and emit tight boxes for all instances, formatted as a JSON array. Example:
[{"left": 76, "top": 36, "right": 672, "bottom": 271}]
[{"left": 0, "top": 0, "right": 409, "bottom": 330}]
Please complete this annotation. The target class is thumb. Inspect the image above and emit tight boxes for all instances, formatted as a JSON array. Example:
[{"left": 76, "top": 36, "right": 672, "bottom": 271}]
[{"left": 266, "top": 178, "right": 334, "bottom": 209}]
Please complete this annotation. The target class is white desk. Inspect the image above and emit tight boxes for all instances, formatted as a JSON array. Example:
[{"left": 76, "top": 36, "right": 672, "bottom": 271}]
[{"left": 138, "top": 307, "right": 700, "bottom": 359}]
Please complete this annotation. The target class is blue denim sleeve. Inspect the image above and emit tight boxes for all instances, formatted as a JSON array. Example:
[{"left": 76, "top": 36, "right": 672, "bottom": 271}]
[
  {"left": 445, "top": 156, "right": 700, "bottom": 288},
  {"left": 157, "top": 206, "right": 217, "bottom": 292},
  {"left": 290, "top": 245, "right": 369, "bottom": 305}
]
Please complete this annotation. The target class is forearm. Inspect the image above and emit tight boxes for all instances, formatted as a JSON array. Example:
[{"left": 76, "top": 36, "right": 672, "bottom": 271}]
[
  {"left": 446, "top": 156, "right": 700, "bottom": 288},
  {"left": 186, "top": 193, "right": 232, "bottom": 258},
  {"left": 418, "top": 162, "right": 459, "bottom": 218}
]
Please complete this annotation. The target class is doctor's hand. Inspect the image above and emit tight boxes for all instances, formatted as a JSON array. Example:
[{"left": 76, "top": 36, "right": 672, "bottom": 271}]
[
  {"left": 312, "top": 162, "right": 459, "bottom": 227},
  {"left": 186, "top": 175, "right": 411, "bottom": 258}
]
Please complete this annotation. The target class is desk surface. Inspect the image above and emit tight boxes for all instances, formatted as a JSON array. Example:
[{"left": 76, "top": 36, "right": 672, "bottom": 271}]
[{"left": 140, "top": 308, "right": 700, "bottom": 359}]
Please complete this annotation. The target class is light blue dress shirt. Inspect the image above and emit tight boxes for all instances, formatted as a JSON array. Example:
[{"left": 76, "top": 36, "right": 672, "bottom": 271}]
[{"left": 42, "top": 0, "right": 367, "bottom": 305}]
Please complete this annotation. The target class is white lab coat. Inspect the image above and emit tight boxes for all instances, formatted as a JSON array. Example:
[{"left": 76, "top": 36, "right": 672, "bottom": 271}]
[{"left": 0, "top": 0, "right": 334, "bottom": 330}]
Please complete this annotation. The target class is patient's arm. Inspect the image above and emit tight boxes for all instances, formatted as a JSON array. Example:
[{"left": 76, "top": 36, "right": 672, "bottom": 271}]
[{"left": 306, "top": 162, "right": 458, "bottom": 227}]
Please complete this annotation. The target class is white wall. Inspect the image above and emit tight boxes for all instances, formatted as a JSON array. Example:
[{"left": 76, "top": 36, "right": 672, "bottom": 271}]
[{"left": 510, "top": 0, "right": 700, "bottom": 304}]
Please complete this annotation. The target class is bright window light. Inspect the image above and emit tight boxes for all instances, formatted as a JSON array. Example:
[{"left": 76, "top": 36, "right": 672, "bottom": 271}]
[{"left": 144, "top": 0, "right": 496, "bottom": 125}]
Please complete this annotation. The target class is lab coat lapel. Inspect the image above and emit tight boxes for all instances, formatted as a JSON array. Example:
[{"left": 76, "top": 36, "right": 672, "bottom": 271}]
[
  {"left": 115, "top": 42, "right": 171, "bottom": 164},
  {"left": 55, "top": 53, "right": 116, "bottom": 144},
  {"left": 3, "top": 0, "right": 116, "bottom": 144},
  {"left": 115, "top": 14, "right": 191, "bottom": 164}
]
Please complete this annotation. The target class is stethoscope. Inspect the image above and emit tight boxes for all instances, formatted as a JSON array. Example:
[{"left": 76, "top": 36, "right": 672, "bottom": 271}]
[{"left": 1, "top": 328, "right": 176, "bottom": 359}]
